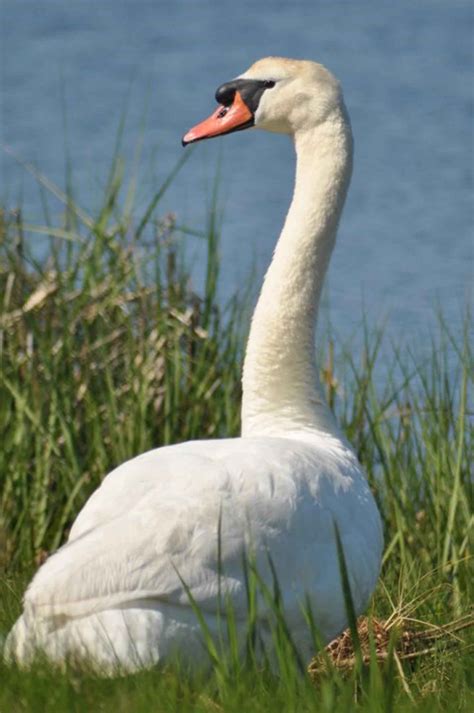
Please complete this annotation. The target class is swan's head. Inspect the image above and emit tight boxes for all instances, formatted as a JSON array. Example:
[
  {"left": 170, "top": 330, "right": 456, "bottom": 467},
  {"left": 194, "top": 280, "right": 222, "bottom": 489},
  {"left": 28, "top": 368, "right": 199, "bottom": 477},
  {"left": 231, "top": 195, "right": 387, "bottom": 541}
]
[{"left": 182, "top": 57, "right": 343, "bottom": 145}]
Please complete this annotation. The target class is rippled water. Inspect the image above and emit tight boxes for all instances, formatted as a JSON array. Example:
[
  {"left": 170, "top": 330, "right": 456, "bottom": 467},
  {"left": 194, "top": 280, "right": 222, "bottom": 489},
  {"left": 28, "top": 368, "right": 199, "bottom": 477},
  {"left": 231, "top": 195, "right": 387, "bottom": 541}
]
[{"left": 1, "top": 1, "right": 473, "bottom": 344}]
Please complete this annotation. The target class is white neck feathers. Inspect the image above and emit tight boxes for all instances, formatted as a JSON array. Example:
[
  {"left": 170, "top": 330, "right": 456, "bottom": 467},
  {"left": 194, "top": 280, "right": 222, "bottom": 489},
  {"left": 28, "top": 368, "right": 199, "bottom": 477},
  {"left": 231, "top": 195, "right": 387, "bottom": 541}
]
[{"left": 241, "top": 108, "right": 353, "bottom": 438}]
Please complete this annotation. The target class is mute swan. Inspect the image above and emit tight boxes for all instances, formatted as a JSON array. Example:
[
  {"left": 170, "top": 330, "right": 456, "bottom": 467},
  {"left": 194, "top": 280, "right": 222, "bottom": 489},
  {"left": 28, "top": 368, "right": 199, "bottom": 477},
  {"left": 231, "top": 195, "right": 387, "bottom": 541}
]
[{"left": 6, "top": 57, "right": 383, "bottom": 674}]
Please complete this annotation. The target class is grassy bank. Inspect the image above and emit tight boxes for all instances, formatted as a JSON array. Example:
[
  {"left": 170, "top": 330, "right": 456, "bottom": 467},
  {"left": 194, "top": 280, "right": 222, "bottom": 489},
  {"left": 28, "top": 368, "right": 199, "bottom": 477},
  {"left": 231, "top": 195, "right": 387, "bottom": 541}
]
[{"left": 0, "top": 160, "right": 472, "bottom": 711}]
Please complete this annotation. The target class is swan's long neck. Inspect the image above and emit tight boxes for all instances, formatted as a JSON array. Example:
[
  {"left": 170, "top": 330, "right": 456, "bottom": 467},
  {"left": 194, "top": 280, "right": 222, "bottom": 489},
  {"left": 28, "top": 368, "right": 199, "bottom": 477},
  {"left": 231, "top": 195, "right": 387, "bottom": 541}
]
[{"left": 241, "top": 109, "right": 353, "bottom": 438}]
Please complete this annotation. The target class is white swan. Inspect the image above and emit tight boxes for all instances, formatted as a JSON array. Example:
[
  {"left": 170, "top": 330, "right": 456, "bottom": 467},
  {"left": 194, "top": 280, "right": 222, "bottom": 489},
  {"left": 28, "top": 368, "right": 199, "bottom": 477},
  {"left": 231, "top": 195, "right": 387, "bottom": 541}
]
[{"left": 6, "top": 57, "right": 383, "bottom": 674}]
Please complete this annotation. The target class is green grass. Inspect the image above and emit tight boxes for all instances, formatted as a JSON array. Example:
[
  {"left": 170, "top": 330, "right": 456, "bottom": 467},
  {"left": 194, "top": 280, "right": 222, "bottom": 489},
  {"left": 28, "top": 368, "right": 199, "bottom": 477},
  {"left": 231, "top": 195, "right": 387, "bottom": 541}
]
[{"left": 0, "top": 153, "right": 472, "bottom": 711}]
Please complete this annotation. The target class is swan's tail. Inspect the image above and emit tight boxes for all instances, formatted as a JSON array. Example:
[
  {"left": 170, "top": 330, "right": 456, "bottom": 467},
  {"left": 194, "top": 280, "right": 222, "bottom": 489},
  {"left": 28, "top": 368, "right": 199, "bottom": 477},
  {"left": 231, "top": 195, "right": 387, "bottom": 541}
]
[{"left": 4, "top": 603, "right": 211, "bottom": 675}]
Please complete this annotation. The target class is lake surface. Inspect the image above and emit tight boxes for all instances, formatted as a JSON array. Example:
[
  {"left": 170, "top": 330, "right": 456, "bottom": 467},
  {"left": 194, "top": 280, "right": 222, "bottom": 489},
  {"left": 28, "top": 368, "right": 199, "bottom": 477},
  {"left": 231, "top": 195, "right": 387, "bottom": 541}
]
[{"left": 1, "top": 1, "right": 473, "bottom": 348}]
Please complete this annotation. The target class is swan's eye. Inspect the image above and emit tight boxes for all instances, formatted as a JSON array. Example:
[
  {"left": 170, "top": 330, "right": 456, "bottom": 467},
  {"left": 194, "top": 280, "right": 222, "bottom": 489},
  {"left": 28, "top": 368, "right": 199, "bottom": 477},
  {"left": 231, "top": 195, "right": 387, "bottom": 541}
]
[{"left": 264, "top": 80, "right": 276, "bottom": 89}]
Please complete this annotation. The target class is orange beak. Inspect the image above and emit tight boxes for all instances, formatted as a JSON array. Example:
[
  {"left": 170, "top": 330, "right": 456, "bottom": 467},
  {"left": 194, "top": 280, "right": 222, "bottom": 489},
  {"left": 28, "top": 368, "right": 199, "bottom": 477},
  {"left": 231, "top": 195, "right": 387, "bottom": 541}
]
[{"left": 182, "top": 91, "right": 253, "bottom": 146}]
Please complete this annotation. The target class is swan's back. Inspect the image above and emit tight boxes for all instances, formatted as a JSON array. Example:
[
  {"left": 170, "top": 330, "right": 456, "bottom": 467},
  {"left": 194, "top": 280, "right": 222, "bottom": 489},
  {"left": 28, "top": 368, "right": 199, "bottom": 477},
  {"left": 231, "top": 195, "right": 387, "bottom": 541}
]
[{"left": 6, "top": 436, "right": 382, "bottom": 673}]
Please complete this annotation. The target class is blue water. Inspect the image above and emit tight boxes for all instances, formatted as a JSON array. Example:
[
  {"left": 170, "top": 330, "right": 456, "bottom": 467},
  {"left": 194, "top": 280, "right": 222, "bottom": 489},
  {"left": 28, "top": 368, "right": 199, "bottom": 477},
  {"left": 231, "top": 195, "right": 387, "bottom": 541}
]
[{"left": 1, "top": 1, "right": 473, "bottom": 345}]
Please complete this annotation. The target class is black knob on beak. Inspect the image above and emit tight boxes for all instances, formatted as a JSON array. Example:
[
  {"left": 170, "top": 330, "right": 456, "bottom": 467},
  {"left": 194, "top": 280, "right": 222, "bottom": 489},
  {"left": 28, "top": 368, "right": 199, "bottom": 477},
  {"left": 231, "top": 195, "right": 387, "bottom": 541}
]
[
  {"left": 215, "top": 82, "right": 238, "bottom": 107},
  {"left": 214, "top": 78, "right": 275, "bottom": 113}
]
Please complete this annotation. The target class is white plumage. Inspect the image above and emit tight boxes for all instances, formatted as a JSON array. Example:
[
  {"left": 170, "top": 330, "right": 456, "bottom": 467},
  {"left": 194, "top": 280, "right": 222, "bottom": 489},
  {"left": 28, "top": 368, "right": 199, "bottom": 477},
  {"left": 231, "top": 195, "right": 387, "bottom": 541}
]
[{"left": 6, "top": 57, "right": 383, "bottom": 674}]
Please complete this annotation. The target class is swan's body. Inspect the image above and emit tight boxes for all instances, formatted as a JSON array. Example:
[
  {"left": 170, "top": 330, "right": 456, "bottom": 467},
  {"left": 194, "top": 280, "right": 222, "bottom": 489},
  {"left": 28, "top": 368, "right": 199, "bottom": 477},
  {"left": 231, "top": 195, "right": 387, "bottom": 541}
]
[{"left": 6, "top": 58, "right": 383, "bottom": 674}]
